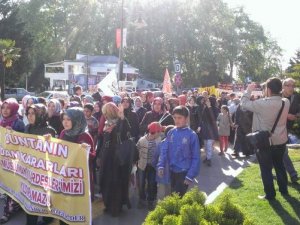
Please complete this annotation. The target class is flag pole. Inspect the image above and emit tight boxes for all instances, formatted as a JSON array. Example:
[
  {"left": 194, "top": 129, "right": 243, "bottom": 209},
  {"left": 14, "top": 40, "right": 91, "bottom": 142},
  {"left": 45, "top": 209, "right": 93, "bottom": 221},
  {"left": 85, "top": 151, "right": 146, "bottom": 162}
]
[{"left": 118, "top": 0, "right": 124, "bottom": 90}]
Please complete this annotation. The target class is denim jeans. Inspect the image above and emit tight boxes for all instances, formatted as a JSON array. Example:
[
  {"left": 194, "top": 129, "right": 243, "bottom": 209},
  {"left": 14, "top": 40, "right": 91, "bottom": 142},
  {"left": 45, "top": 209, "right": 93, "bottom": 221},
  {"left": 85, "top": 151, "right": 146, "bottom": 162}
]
[
  {"left": 283, "top": 146, "right": 298, "bottom": 179},
  {"left": 204, "top": 139, "right": 214, "bottom": 160},
  {"left": 256, "top": 144, "right": 288, "bottom": 198},
  {"left": 138, "top": 165, "right": 157, "bottom": 202}
]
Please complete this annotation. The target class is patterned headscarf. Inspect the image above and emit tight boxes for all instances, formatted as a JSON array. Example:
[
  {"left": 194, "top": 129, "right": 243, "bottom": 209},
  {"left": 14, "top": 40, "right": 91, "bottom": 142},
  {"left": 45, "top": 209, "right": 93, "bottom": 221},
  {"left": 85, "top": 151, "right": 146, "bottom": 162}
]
[
  {"left": 22, "top": 95, "right": 31, "bottom": 110},
  {"left": 48, "top": 99, "right": 62, "bottom": 117},
  {"left": 83, "top": 95, "right": 94, "bottom": 104},
  {"left": 63, "top": 107, "right": 87, "bottom": 137},
  {"left": 0, "top": 98, "right": 20, "bottom": 128},
  {"left": 27, "top": 103, "right": 48, "bottom": 127}
]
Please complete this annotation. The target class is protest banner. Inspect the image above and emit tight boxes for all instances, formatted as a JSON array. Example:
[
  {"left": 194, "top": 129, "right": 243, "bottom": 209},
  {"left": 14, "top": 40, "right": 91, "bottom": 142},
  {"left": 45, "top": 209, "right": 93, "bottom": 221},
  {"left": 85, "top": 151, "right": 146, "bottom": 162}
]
[
  {"left": 0, "top": 127, "right": 91, "bottom": 225},
  {"left": 198, "top": 86, "right": 218, "bottom": 96}
]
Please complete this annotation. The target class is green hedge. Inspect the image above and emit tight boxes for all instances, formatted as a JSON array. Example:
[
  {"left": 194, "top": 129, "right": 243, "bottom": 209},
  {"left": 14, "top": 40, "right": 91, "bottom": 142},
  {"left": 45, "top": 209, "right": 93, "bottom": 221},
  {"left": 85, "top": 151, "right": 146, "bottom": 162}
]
[{"left": 144, "top": 188, "right": 255, "bottom": 225}]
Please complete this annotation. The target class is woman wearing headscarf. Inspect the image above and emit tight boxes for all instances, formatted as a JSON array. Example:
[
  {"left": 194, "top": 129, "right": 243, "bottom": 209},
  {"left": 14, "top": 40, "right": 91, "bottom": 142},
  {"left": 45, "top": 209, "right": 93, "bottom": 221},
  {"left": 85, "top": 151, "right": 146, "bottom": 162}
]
[
  {"left": 186, "top": 96, "right": 201, "bottom": 132},
  {"left": 199, "top": 96, "right": 219, "bottom": 167},
  {"left": 133, "top": 97, "right": 147, "bottom": 124},
  {"left": 47, "top": 99, "right": 64, "bottom": 136},
  {"left": 121, "top": 97, "right": 139, "bottom": 142},
  {"left": 59, "top": 107, "right": 95, "bottom": 225},
  {"left": 82, "top": 95, "right": 94, "bottom": 105},
  {"left": 25, "top": 104, "right": 56, "bottom": 225},
  {"left": 98, "top": 103, "right": 134, "bottom": 217},
  {"left": 0, "top": 98, "right": 25, "bottom": 223},
  {"left": 139, "top": 97, "right": 174, "bottom": 136}
]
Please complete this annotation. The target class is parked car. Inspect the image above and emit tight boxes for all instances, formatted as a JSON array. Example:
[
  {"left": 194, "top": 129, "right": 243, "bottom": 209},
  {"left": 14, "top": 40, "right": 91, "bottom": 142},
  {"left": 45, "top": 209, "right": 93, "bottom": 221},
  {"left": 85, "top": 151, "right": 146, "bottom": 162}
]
[
  {"left": 37, "top": 91, "right": 69, "bottom": 101},
  {"left": 4, "top": 88, "right": 35, "bottom": 101}
]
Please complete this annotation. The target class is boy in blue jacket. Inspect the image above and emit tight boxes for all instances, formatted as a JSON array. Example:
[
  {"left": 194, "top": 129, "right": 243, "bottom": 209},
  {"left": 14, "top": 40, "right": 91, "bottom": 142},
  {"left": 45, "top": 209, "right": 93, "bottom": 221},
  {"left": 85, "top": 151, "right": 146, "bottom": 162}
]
[{"left": 158, "top": 106, "right": 200, "bottom": 197}]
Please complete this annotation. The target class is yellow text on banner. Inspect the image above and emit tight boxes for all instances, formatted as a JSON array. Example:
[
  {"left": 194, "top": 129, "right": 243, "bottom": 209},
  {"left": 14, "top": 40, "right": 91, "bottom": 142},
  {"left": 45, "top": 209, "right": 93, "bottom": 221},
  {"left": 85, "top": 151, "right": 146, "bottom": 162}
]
[{"left": 0, "top": 127, "right": 91, "bottom": 225}]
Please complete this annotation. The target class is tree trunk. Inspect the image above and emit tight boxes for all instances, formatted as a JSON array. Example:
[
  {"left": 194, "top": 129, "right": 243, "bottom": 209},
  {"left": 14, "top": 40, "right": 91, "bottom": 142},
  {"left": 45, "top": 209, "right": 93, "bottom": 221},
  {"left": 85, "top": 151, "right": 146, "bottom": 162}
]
[
  {"left": 0, "top": 63, "right": 5, "bottom": 101},
  {"left": 229, "top": 60, "right": 234, "bottom": 78}
]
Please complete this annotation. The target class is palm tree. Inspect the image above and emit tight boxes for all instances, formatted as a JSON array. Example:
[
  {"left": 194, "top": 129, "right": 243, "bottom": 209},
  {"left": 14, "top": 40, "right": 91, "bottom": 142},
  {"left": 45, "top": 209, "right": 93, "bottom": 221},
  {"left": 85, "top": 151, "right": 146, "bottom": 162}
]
[{"left": 0, "top": 39, "right": 21, "bottom": 100}]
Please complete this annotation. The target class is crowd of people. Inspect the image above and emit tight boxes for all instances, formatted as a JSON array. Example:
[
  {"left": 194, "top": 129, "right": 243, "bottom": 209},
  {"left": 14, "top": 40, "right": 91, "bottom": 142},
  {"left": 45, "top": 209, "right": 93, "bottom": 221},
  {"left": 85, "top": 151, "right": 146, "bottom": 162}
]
[{"left": 0, "top": 77, "right": 299, "bottom": 224}]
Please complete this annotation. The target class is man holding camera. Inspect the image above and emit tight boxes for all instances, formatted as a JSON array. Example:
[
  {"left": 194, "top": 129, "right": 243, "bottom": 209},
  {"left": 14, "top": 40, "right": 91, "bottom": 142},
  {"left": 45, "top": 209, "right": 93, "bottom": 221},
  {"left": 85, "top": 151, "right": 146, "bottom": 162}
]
[
  {"left": 241, "top": 77, "right": 290, "bottom": 200},
  {"left": 282, "top": 78, "right": 299, "bottom": 183}
]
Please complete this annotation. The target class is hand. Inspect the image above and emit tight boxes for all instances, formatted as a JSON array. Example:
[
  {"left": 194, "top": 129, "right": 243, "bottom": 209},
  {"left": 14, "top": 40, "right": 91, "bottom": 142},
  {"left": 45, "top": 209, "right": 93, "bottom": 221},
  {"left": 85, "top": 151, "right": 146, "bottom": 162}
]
[
  {"left": 196, "top": 127, "right": 201, "bottom": 133},
  {"left": 287, "top": 114, "right": 297, "bottom": 121},
  {"left": 81, "top": 143, "right": 90, "bottom": 149},
  {"left": 247, "top": 83, "right": 256, "bottom": 92},
  {"left": 118, "top": 104, "right": 125, "bottom": 119},
  {"left": 158, "top": 169, "right": 164, "bottom": 178},
  {"left": 104, "top": 124, "right": 116, "bottom": 133},
  {"left": 43, "top": 134, "right": 52, "bottom": 141},
  {"left": 184, "top": 179, "right": 192, "bottom": 186},
  {"left": 6, "top": 126, "right": 12, "bottom": 132}
]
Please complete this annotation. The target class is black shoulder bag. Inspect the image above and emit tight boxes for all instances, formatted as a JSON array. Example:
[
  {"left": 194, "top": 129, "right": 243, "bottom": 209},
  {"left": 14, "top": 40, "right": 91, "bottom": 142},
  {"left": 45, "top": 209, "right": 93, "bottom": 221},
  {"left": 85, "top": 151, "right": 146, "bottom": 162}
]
[
  {"left": 115, "top": 119, "right": 138, "bottom": 166},
  {"left": 246, "top": 100, "right": 285, "bottom": 151}
]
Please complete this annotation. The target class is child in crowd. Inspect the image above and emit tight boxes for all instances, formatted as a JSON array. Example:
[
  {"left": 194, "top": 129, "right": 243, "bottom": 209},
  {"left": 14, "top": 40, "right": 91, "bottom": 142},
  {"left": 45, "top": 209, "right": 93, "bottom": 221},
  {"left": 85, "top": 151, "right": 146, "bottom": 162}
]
[
  {"left": 158, "top": 106, "right": 200, "bottom": 197},
  {"left": 137, "top": 122, "right": 162, "bottom": 210},
  {"left": 152, "top": 125, "right": 175, "bottom": 200},
  {"left": 83, "top": 103, "right": 99, "bottom": 144},
  {"left": 217, "top": 105, "right": 232, "bottom": 155}
]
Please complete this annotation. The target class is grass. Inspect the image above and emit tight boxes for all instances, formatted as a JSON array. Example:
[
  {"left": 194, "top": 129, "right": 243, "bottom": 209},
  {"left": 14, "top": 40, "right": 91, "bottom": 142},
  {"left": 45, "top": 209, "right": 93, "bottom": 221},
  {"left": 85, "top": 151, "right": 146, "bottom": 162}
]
[{"left": 215, "top": 150, "right": 300, "bottom": 225}]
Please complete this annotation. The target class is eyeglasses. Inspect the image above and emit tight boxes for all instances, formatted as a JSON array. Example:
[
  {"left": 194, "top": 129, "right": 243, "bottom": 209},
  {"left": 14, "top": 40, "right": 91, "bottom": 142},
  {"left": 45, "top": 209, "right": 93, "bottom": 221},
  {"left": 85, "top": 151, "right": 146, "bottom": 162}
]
[{"left": 284, "top": 84, "right": 295, "bottom": 88}]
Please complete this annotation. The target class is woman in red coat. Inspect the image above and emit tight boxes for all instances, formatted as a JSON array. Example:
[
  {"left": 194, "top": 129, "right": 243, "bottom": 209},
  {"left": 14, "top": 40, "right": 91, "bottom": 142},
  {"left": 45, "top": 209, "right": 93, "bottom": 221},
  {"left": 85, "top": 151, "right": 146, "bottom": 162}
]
[{"left": 59, "top": 107, "right": 96, "bottom": 225}]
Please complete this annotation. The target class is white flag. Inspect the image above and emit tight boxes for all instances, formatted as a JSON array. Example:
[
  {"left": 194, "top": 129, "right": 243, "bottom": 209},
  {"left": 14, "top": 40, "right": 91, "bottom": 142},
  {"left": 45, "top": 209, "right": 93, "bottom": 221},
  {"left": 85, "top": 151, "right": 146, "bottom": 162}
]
[{"left": 97, "top": 70, "right": 118, "bottom": 96}]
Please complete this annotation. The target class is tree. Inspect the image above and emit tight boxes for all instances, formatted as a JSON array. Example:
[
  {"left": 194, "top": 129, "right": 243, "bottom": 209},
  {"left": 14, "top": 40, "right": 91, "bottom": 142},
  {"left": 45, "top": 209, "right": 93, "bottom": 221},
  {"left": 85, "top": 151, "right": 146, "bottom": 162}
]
[
  {"left": 0, "top": 0, "right": 32, "bottom": 89},
  {"left": 0, "top": 39, "right": 21, "bottom": 100},
  {"left": 285, "top": 50, "right": 300, "bottom": 87}
]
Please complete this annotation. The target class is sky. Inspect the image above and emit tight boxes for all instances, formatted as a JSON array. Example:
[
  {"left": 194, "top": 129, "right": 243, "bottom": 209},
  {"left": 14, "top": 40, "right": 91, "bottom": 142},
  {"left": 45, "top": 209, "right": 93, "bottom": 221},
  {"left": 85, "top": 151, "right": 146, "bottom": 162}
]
[{"left": 223, "top": 0, "right": 300, "bottom": 69}]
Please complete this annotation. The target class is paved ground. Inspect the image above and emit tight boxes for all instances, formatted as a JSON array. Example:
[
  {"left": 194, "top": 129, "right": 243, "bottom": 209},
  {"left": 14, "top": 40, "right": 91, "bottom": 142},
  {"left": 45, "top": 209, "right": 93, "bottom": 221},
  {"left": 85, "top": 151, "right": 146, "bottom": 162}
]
[{"left": 1, "top": 145, "right": 255, "bottom": 225}]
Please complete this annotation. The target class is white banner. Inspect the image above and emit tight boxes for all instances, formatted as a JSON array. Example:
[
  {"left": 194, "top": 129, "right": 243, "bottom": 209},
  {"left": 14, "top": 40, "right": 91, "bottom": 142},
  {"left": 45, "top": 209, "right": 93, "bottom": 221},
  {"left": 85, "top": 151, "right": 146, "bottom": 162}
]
[{"left": 97, "top": 70, "right": 118, "bottom": 96}]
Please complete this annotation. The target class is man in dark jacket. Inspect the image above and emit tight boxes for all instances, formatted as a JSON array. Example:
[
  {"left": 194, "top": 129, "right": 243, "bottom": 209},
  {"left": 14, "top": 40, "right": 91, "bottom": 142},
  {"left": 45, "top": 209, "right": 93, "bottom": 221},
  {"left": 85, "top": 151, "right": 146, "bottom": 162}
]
[{"left": 282, "top": 78, "right": 299, "bottom": 183}]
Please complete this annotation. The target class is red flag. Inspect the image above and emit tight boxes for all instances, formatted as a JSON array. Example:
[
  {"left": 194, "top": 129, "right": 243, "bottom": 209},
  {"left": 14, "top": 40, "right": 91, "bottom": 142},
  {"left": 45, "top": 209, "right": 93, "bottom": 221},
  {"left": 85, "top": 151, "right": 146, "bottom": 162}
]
[
  {"left": 162, "top": 68, "right": 172, "bottom": 93},
  {"left": 116, "top": 29, "right": 121, "bottom": 49}
]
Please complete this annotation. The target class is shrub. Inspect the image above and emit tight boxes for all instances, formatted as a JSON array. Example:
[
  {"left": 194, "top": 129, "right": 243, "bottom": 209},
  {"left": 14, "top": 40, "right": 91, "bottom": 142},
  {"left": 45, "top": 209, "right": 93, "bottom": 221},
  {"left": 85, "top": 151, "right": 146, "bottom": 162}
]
[
  {"left": 144, "top": 206, "right": 167, "bottom": 224},
  {"left": 157, "top": 193, "right": 182, "bottom": 215},
  {"left": 144, "top": 189, "right": 255, "bottom": 225},
  {"left": 181, "top": 187, "right": 206, "bottom": 206},
  {"left": 163, "top": 215, "right": 180, "bottom": 225},
  {"left": 203, "top": 205, "right": 223, "bottom": 224},
  {"left": 179, "top": 203, "right": 204, "bottom": 225},
  {"left": 219, "top": 194, "right": 244, "bottom": 225}
]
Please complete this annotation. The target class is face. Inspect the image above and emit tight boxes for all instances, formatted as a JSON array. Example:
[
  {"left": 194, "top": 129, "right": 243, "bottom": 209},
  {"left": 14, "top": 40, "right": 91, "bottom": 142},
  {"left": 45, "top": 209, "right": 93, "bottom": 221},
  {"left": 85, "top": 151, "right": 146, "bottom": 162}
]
[
  {"left": 153, "top": 102, "right": 162, "bottom": 113},
  {"left": 189, "top": 98, "right": 195, "bottom": 106},
  {"left": 27, "top": 108, "right": 36, "bottom": 125},
  {"left": 221, "top": 108, "right": 227, "bottom": 114},
  {"left": 75, "top": 88, "right": 82, "bottom": 96},
  {"left": 141, "top": 94, "right": 146, "bottom": 103},
  {"left": 83, "top": 108, "right": 92, "bottom": 118},
  {"left": 27, "top": 99, "right": 34, "bottom": 107},
  {"left": 135, "top": 98, "right": 142, "bottom": 108},
  {"left": 94, "top": 103, "right": 100, "bottom": 113},
  {"left": 173, "top": 114, "right": 188, "bottom": 128},
  {"left": 148, "top": 131, "right": 160, "bottom": 140},
  {"left": 283, "top": 81, "right": 295, "bottom": 97},
  {"left": 48, "top": 102, "right": 56, "bottom": 115},
  {"left": 122, "top": 100, "right": 130, "bottom": 109},
  {"left": 62, "top": 114, "right": 73, "bottom": 130},
  {"left": 147, "top": 96, "right": 154, "bottom": 103},
  {"left": 1, "top": 103, "right": 11, "bottom": 118}
]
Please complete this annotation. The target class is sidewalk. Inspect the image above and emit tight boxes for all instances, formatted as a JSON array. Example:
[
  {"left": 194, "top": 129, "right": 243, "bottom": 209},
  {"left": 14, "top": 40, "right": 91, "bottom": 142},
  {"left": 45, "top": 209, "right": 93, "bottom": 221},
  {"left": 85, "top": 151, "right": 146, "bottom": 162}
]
[{"left": 1, "top": 146, "right": 255, "bottom": 225}]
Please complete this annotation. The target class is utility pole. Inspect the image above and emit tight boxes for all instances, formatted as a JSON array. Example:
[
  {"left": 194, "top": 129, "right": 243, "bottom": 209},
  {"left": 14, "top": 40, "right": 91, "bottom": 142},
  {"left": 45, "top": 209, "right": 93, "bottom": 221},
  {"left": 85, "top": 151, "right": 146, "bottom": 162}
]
[{"left": 118, "top": 0, "right": 124, "bottom": 90}]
